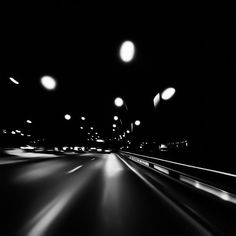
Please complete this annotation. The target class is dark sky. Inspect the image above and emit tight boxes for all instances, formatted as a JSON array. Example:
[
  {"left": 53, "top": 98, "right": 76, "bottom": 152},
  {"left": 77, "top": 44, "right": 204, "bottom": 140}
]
[{"left": 0, "top": 3, "right": 235, "bottom": 156}]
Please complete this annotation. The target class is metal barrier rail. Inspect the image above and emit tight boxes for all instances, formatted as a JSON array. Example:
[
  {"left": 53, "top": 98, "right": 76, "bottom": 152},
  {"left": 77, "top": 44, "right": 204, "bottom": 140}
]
[{"left": 119, "top": 151, "right": 236, "bottom": 205}]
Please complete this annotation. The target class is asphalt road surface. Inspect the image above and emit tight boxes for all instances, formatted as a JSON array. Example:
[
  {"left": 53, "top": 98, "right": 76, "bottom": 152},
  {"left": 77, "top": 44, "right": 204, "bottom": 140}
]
[{"left": 1, "top": 150, "right": 236, "bottom": 236}]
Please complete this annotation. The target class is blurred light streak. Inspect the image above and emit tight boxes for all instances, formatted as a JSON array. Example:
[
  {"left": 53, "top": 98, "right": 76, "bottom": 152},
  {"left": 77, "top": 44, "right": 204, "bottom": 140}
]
[
  {"left": 16, "top": 161, "right": 66, "bottom": 182},
  {"left": 179, "top": 175, "right": 236, "bottom": 204},
  {"left": 153, "top": 92, "right": 160, "bottom": 108},
  {"left": 154, "top": 165, "right": 169, "bottom": 175},
  {"left": 96, "top": 139, "right": 105, "bottom": 143},
  {"left": 68, "top": 165, "right": 83, "bottom": 174},
  {"left": 101, "top": 154, "right": 125, "bottom": 226},
  {"left": 0, "top": 159, "right": 27, "bottom": 165},
  {"left": 5, "top": 148, "right": 57, "bottom": 158},
  {"left": 9, "top": 77, "right": 19, "bottom": 84},
  {"left": 118, "top": 155, "right": 213, "bottom": 235},
  {"left": 20, "top": 145, "right": 34, "bottom": 150},
  {"left": 27, "top": 120, "right": 32, "bottom": 124},
  {"left": 24, "top": 160, "right": 102, "bottom": 236},
  {"left": 123, "top": 151, "right": 236, "bottom": 178},
  {"left": 104, "top": 154, "right": 123, "bottom": 178}
]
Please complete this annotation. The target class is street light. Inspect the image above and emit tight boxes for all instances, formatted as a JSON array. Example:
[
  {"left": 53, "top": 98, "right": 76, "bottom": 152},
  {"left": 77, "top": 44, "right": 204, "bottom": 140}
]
[
  {"left": 113, "top": 115, "right": 119, "bottom": 121},
  {"left": 114, "top": 97, "right": 124, "bottom": 107},
  {"left": 40, "top": 75, "right": 57, "bottom": 90},
  {"left": 119, "top": 40, "right": 136, "bottom": 63},
  {"left": 64, "top": 114, "right": 71, "bottom": 120},
  {"left": 161, "top": 87, "right": 176, "bottom": 100}
]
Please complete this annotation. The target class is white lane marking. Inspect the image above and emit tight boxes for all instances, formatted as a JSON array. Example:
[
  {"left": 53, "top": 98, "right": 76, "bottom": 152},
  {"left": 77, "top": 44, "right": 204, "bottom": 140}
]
[
  {"left": 179, "top": 175, "right": 236, "bottom": 204},
  {"left": 68, "top": 165, "right": 83, "bottom": 174},
  {"left": 91, "top": 158, "right": 95, "bottom": 161},
  {"left": 122, "top": 151, "right": 236, "bottom": 178}
]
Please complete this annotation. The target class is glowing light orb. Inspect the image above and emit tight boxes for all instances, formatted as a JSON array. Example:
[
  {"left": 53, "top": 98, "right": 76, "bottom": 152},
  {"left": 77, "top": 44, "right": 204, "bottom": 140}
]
[
  {"left": 161, "top": 87, "right": 176, "bottom": 100},
  {"left": 40, "top": 75, "right": 57, "bottom": 90},
  {"left": 119, "top": 41, "right": 135, "bottom": 63}
]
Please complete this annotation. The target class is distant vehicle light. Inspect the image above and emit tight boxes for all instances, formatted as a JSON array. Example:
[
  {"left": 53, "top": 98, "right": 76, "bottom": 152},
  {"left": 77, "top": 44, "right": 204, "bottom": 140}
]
[
  {"left": 119, "top": 41, "right": 135, "bottom": 63},
  {"left": 26, "top": 120, "right": 32, "bottom": 124},
  {"left": 81, "top": 116, "right": 86, "bottom": 120},
  {"left": 114, "top": 97, "right": 124, "bottom": 107},
  {"left": 40, "top": 75, "right": 57, "bottom": 90},
  {"left": 11, "top": 131, "right": 16, "bottom": 135},
  {"left": 112, "top": 124, "right": 116, "bottom": 128},
  {"left": 114, "top": 116, "right": 118, "bottom": 121},
  {"left": 134, "top": 120, "right": 141, "bottom": 126},
  {"left": 161, "top": 87, "right": 176, "bottom": 100}
]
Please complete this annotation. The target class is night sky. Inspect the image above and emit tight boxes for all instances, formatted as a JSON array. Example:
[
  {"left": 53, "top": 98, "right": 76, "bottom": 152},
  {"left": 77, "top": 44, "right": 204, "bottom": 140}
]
[{"left": 0, "top": 3, "right": 235, "bottom": 161}]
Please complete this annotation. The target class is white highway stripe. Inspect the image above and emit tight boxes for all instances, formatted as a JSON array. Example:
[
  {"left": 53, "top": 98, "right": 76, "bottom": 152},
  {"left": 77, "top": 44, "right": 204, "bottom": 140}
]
[
  {"left": 68, "top": 165, "right": 83, "bottom": 174},
  {"left": 122, "top": 151, "right": 236, "bottom": 178}
]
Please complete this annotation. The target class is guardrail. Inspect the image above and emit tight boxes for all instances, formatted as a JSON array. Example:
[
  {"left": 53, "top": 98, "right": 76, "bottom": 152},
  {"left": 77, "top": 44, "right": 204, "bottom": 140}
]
[{"left": 119, "top": 151, "right": 236, "bottom": 204}]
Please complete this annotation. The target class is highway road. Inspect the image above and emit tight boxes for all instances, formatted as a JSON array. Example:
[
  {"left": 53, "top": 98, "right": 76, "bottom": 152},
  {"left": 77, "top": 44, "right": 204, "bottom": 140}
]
[{"left": 1, "top": 149, "right": 236, "bottom": 236}]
